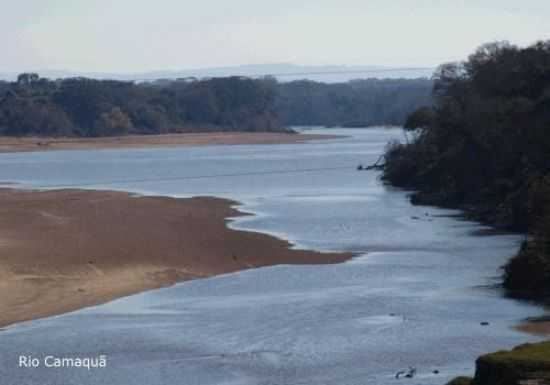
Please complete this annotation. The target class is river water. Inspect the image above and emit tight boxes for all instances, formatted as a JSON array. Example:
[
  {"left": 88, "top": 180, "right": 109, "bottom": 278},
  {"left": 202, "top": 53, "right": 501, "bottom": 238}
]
[{"left": 0, "top": 128, "right": 544, "bottom": 385}]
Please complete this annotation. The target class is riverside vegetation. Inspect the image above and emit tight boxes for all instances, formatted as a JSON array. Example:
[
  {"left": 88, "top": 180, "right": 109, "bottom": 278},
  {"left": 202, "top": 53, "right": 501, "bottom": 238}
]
[
  {"left": 383, "top": 40, "right": 550, "bottom": 301},
  {"left": 0, "top": 75, "right": 282, "bottom": 136},
  {"left": 381, "top": 40, "right": 550, "bottom": 385},
  {"left": 275, "top": 78, "right": 432, "bottom": 128},
  {"left": 0, "top": 74, "right": 432, "bottom": 137},
  {"left": 0, "top": 73, "right": 432, "bottom": 137},
  {"left": 446, "top": 342, "right": 550, "bottom": 385}
]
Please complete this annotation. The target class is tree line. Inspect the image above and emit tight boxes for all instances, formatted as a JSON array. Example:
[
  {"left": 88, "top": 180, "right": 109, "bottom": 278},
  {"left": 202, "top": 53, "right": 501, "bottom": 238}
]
[
  {"left": 382, "top": 40, "right": 550, "bottom": 299},
  {"left": 276, "top": 78, "right": 433, "bottom": 127},
  {"left": 0, "top": 74, "right": 433, "bottom": 137},
  {"left": 0, "top": 75, "right": 281, "bottom": 136}
]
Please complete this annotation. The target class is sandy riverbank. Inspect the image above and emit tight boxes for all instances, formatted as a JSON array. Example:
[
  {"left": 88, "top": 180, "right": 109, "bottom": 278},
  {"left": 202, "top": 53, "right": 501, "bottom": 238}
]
[
  {"left": 0, "top": 188, "right": 351, "bottom": 328},
  {"left": 516, "top": 319, "right": 550, "bottom": 336},
  {"left": 0, "top": 132, "right": 340, "bottom": 153}
]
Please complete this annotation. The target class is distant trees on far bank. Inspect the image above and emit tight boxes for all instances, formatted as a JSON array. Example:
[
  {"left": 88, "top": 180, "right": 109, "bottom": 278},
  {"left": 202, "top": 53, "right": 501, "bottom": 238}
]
[
  {"left": 276, "top": 78, "right": 433, "bottom": 128},
  {"left": 0, "top": 75, "right": 281, "bottom": 137},
  {"left": 0, "top": 73, "right": 433, "bottom": 137}
]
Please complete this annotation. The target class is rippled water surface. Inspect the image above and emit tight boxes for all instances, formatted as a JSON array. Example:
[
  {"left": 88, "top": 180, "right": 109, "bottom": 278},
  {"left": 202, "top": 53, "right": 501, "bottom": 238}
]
[{"left": 0, "top": 128, "right": 544, "bottom": 385}]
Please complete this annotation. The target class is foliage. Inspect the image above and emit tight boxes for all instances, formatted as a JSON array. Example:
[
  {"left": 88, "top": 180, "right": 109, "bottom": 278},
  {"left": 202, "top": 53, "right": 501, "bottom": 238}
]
[
  {"left": 0, "top": 74, "right": 432, "bottom": 137},
  {"left": 0, "top": 75, "right": 281, "bottom": 136},
  {"left": 382, "top": 40, "right": 550, "bottom": 299},
  {"left": 504, "top": 176, "right": 550, "bottom": 297},
  {"left": 275, "top": 78, "right": 433, "bottom": 127},
  {"left": 404, "top": 106, "right": 435, "bottom": 131}
]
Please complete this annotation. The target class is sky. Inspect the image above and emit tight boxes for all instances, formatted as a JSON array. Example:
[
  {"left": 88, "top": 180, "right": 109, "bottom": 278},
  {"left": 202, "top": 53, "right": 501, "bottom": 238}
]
[{"left": 2, "top": 0, "right": 550, "bottom": 74}]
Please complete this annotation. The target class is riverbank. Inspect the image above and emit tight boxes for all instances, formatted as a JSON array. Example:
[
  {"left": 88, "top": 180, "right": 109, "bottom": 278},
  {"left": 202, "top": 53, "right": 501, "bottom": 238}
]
[
  {"left": 388, "top": 192, "right": 550, "bottom": 337},
  {"left": 446, "top": 341, "right": 550, "bottom": 385},
  {"left": 0, "top": 132, "right": 341, "bottom": 153},
  {"left": 516, "top": 317, "right": 550, "bottom": 336},
  {"left": 0, "top": 188, "right": 351, "bottom": 328}
]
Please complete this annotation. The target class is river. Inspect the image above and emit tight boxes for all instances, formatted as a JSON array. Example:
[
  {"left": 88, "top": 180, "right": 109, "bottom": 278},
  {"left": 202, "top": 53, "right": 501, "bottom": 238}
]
[{"left": 0, "top": 127, "right": 544, "bottom": 385}]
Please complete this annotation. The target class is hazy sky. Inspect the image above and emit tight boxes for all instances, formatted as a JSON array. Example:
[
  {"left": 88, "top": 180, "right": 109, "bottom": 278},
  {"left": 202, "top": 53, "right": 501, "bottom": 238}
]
[{"left": 3, "top": 0, "right": 549, "bottom": 73}]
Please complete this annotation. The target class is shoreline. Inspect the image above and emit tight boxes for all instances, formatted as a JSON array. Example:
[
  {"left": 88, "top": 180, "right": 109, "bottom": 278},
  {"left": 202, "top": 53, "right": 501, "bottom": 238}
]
[
  {"left": 412, "top": 195, "right": 550, "bottom": 337},
  {"left": 0, "top": 132, "right": 342, "bottom": 153},
  {"left": 515, "top": 316, "right": 550, "bottom": 336},
  {"left": 422, "top": 198, "right": 550, "bottom": 337},
  {"left": 0, "top": 188, "right": 352, "bottom": 328},
  {"left": 384, "top": 186, "right": 550, "bottom": 337}
]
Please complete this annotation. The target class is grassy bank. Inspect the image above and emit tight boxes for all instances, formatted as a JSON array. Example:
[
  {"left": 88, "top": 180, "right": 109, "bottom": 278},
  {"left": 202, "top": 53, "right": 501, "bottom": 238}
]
[{"left": 446, "top": 342, "right": 550, "bottom": 385}]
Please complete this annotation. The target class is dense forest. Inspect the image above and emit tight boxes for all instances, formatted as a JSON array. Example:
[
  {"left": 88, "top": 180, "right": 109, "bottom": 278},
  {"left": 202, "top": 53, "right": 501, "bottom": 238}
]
[
  {"left": 382, "top": 41, "right": 550, "bottom": 299},
  {"left": 0, "top": 74, "right": 432, "bottom": 137},
  {"left": 276, "top": 78, "right": 433, "bottom": 127},
  {"left": 0, "top": 75, "right": 281, "bottom": 136}
]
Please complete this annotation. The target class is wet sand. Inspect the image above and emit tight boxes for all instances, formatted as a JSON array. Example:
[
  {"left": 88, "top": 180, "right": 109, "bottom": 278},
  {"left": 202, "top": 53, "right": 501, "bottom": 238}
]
[
  {"left": 516, "top": 318, "right": 550, "bottom": 336},
  {"left": 0, "top": 188, "right": 351, "bottom": 328},
  {"left": 0, "top": 132, "right": 340, "bottom": 153}
]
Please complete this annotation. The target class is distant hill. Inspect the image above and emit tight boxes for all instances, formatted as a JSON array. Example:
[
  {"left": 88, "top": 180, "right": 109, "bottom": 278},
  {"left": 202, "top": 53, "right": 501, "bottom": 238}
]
[{"left": 0, "top": 64, "right": 435, "bottom": 83}]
